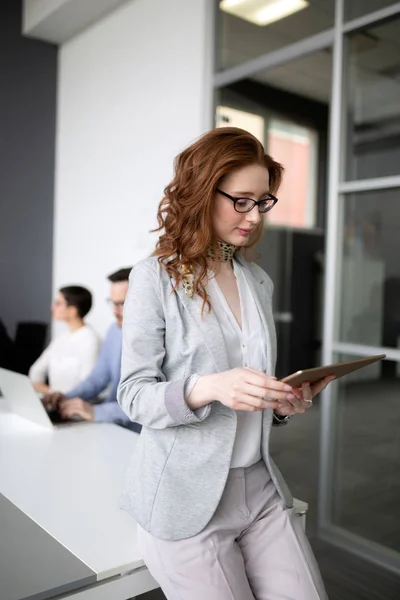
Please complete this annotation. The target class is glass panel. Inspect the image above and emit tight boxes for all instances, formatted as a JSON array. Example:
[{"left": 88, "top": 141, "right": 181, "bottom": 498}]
[
  {"left": 250, "top": 49, "right": 332, "bottom": 104},
  {"left": 266, "top": 118, "right": 318, "bottom": 228},
  {"left": 332, "top": 355, "right": 400, "bottom": 552},
  {"left": 217, "top": 0, "right": 335, "bottom": 70},
  {"left": 256, "top": 227, "right": 325, "bottom": 379},
  {"left": 338, "top": 188, "right": 400, "bottom": 349},
  {"left": 345, "top": 0, "right": 400, "bottom": 21},
  {"left": 344, "top": 17, "right": 400, "bottom": 180}
]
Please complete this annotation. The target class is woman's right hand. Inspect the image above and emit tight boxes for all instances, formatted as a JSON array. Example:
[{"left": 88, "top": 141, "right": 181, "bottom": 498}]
[{"left": 187, "top": 368, "right": 296, "bottom": 412}]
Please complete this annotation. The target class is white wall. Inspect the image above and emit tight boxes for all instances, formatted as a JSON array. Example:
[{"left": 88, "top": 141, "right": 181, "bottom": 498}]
[{"left": 54, "top": 0, "right": 213, "bottom": 337}]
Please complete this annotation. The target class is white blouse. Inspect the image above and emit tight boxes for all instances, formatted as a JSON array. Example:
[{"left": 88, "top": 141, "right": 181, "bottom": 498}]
[
  {"left": 29, "top": 325, "right": 101, "bottom": 393},
  {"left": 207, "top": 259, "right": 267, "bottom": 468}
]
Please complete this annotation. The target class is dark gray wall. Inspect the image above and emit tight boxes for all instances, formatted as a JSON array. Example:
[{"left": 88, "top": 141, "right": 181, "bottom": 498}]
[{"left": 0, "top": 0, "right": 57, "bottom": 338}]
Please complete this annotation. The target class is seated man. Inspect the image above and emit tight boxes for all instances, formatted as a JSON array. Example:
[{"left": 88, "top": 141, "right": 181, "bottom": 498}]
[{"left": 44, "top": 268, "right": 140, "bottom": 433}]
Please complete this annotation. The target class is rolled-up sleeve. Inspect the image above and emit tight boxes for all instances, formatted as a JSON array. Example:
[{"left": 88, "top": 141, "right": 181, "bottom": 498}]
[{"left": 117, "top": 263, "right": 211, "bottom": 429}]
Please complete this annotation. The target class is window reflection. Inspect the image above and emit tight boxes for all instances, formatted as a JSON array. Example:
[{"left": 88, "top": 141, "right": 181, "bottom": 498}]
[
  {"left": 345, "top": 0, "right": 399, "bottom": 21},
  {"left": 333, "top": 356, "right": 400, "bottom": 552},
  {"left": 339, "top": 189, "right": 400, "bottom": 350},
  {"left": 344, "top": 18, "right": 400, "bottom": 180},
  {"left": 267, "top": 119, "right": 318, "bottom": 229}
]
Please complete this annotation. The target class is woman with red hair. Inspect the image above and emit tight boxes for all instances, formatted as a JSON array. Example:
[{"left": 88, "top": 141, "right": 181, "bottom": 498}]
[{"left": 118, "top": 127, "right": 333, "bottom": 599}]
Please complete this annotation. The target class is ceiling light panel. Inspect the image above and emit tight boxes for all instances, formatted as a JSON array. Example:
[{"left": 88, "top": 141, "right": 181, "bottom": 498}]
[{"left": 220, "top": 0, "right": 310, "bottom": 27}]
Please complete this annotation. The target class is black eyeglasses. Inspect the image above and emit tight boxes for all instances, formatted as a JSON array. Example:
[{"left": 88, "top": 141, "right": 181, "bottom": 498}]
[{"left": 217, "top": 188, "right": 278, "bottom": 214}]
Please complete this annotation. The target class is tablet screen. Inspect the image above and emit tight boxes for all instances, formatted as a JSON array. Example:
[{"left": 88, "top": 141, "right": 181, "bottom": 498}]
[{"left": 282, "top": 354, "right": 386, "bottom": 387}]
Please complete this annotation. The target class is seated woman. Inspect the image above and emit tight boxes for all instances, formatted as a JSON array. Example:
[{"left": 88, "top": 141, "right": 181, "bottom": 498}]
[{"left": 29, "top": 286, "right": 100, "bottom": 394}]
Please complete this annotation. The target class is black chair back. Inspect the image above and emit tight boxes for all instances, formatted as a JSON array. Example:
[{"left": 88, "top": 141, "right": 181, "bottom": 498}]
[
  {"left": 0, "top": 318, "right": 17, "bottom": 371},
  {"left": 14, "top": 322, "right": 48, "bottom": 374}
]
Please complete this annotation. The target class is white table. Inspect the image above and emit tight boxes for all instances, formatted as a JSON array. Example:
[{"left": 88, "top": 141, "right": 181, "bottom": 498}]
[
  {"left": 0, "top": 400, "right": 308, "bottom": 600},
  {"left": 0, "top": 400, "right": 158, "bottom": 600}
]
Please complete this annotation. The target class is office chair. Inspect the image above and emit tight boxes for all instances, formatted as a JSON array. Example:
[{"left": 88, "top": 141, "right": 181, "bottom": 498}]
[
  {"left": 14, "top": 321, "right": 48, "bottom": 374},
  {"left": 0, "top": 318, "right": 17, "bottom": 370}
]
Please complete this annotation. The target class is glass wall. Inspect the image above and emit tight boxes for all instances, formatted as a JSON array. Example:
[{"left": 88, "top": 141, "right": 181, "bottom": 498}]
[
  {"left": 251, "top": 49, "right": 332, "bottom": 102},
  {"left": 344, "top": 0, "right": 400, "bottom": 21},
  {"left": 217, "top": 0, "right": 335, "bottom": 69},
  {"left": 339, "top": 188, "right": 400, "bottom": 349},
  {"left": 332, "top": 357, "right": 400, "bottom": 553},
  {"left": 343, "top": 17, "right": 400, "bottom": 180},
  {"left": 321, "top": 0, "right": 400, "bottom": 575},
  {"left": 214, "top": 0, "right": 400, "bottom": 577}
]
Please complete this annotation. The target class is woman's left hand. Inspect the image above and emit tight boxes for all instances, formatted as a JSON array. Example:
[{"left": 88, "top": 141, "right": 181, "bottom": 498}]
[{"left": 274, "top": 375, "right": 335, "bottom": 417}]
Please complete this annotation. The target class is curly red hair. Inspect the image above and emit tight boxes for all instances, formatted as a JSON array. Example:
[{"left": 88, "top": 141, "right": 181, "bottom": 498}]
[{"left": 152, "top": 127, "right": 283, "bottom": 308}]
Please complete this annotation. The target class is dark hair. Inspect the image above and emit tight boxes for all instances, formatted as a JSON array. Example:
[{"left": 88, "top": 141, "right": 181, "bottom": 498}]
[
  {"left": 153, "top": 126, "right": 284, "bottom": 309},
  {"left": 59, "top": 286, "right": 93, "bottom": 319},
  {"left": 107, "top": 267, "right": 132, "bottom": 283}
]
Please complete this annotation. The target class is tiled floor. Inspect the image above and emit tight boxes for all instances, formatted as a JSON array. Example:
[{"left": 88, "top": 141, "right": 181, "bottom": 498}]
[{"left": 311, "top": 538, "right": 400, "bottom": 600}]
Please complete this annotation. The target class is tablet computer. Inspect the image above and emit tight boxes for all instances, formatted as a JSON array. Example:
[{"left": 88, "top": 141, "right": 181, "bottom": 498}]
[{"left": 282, "top": 354, "right": 386, "bottom": 387}]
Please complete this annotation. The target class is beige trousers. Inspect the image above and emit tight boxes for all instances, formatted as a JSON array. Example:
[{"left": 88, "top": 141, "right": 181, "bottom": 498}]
[{"left": 138, "top": 460, "right": 328, "bottom": 600}]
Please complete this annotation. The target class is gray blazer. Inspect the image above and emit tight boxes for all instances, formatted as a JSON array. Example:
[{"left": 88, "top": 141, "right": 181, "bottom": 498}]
[{"left": 117, "top": 255, "right": 293, "bottom": 541}]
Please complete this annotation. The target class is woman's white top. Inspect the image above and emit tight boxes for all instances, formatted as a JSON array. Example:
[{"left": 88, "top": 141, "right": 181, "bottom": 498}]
[
  {"left": 29, "top": 325, "right": 100, "bottom": 393},
  {"left": 208, "top": 259, "right": 267, "bottom": 468}
]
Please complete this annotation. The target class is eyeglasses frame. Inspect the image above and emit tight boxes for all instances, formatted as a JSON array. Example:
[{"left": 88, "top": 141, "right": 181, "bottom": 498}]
[{"left": 216, "top": 188, "right": 278, "bottom": 213}]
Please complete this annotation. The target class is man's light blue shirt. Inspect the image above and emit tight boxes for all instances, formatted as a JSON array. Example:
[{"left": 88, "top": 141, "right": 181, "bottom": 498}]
[{"left": 66, "top": 323, "right": 140, "bottom": 432}]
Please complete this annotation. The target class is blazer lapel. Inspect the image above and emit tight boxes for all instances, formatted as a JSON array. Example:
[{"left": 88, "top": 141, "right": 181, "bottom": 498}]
[
  {"left": 174, "top": 278, "right": 230, "bottom": 374},
  {"left": 172, "top": 256, "right": 276, "bottom": 377}
]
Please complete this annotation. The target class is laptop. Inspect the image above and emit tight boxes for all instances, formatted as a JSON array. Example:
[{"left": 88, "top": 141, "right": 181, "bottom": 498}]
[{"left": 0, "top": 367, "right": 86, "bottom": 429}]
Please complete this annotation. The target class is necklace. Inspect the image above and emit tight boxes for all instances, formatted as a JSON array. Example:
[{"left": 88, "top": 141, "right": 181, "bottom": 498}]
[
  {"left": 206, "top": 240, "right": 237, "bottom": 262},
  {"left": 181, "top": 241, "right": 238, "bottom": 298}
]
